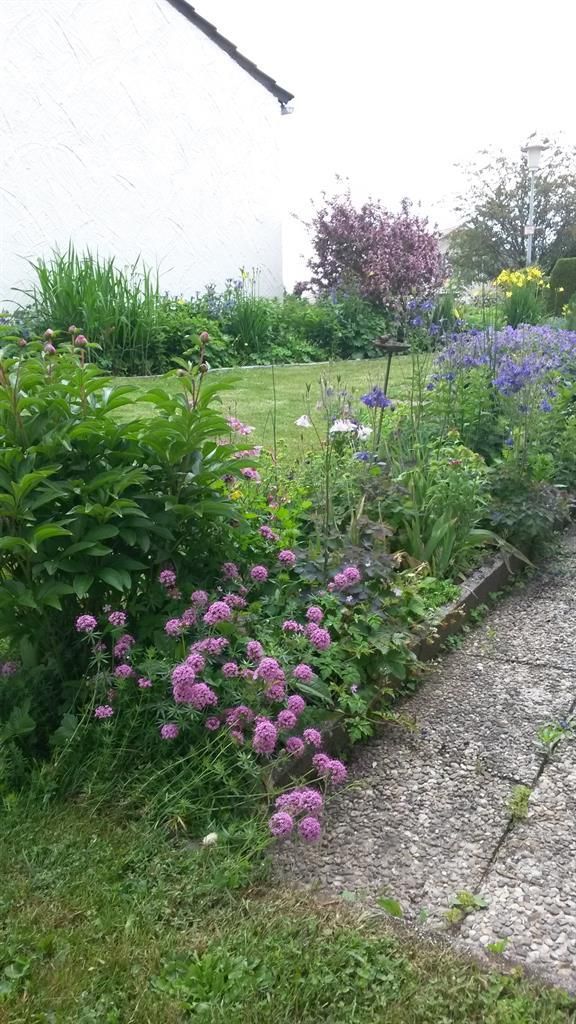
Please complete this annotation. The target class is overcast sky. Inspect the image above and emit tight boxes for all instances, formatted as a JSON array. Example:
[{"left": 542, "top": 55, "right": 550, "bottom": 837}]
[{"left": 206, "top": 0, "right": 576, "bottom": 287}]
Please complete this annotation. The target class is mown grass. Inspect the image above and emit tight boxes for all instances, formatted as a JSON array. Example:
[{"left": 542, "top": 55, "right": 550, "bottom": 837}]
[
  {"left": 1, "top": 803, "right": 574, "bottom": 1023},
  {"left": 120, "top": 355, "right": 413, "bottom": 447}
]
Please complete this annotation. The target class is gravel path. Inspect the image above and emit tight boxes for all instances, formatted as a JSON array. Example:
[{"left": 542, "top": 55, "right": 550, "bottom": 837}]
[{"left": 275, "top": 531, "right": 576, "bottom": 989}]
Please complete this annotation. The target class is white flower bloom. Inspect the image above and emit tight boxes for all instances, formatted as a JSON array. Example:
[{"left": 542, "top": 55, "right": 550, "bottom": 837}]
[
  {"left": 202, "top": 832, "right": 218, "bottom": 847},
  {"left": 329, "top": 418, "right": 357, "bottom": 435},
  {"left": 356, "top": 425, "right": 373, "bottom": 440},
  {"left": 295, "top": 415, "right": 312, "bottom": 428}
]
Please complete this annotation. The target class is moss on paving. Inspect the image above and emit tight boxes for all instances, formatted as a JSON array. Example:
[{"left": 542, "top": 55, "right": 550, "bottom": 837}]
[{"left": 1, "top": 804, "right": 574, "bottom": 1023}]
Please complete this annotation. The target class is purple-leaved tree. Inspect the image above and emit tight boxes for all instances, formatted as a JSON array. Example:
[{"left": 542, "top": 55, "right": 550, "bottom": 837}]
[{"left": 306, "top": 187, "right": 444, "bottom": 321}]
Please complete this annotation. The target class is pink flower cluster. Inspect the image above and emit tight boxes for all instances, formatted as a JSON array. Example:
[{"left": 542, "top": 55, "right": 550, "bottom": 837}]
[
  {"left": 227, "top": 416, "right": 255, "bottom": 436},
  {"left": 241, "top": 468, "right": 261, "bottom": 483},
  {"left": 114, "top": 633, "right": 135, "bottom": 660},
  {"left": 250, "top": 565, "right": 268, "bottom": 583},
  {"left": 75, "top": 614, "right": 98, "bottom": 633},
  {"left": 202, "top": 600, "right": 233, "bottom": 627},
  {"left": 259, "top": 524, "right": 279, "bottom": 542},
  {"left": 269, "top": 787, "right": 324, "bottom": 842},
  {"left": 308, "top": 626, "right": 331, "bottom": 651},
  {"left": 108, "top": 611, "right": 127, "bottom": 628},
  {"left": 330, "top": 565, "right": 362, "bottom": 590},
  {"left": 312, "top": 753, "right": 348, "bottom": 786},
  {"left": 278, "top": 549, "right": 296, "bottom": 568}
]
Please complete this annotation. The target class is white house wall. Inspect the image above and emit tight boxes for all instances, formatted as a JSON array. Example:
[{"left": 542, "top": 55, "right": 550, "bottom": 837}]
[{"left": 0, "top": 0, "right": 284, "bottom": 305}]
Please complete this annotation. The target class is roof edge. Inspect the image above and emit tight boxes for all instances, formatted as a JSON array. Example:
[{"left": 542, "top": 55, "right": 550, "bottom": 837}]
[{"left": 164, "top": 0, "right": 294, "bottom": 107}]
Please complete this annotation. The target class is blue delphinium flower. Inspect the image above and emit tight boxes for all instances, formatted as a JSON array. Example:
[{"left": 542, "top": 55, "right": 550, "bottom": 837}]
[{"left": 360, "top": 387, "right": 393, "bottom": 409}]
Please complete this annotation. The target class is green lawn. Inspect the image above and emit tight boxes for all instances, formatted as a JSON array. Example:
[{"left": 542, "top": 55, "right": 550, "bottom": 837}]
[
  {"left": 124, "top": 356, "right": 413, "bottom": 448},
  {"left": 1, "top": 804, "right": 574, "bottom": 1023}
]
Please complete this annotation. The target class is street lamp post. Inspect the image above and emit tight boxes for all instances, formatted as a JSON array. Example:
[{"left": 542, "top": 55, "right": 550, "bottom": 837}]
[{"left": 522, "top": 137, "right": 548, "bottom": 265}]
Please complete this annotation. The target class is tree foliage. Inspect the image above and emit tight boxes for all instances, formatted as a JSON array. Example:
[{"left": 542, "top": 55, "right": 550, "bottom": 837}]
[
  {"left": 306, "top": 187, "right": 444, "bottom": 310},
  {"left": 449, "top": 142, "right": 576, "bottom": 282}
]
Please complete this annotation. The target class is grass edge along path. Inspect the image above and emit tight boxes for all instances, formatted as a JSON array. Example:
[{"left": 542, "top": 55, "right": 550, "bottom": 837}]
[{"left": 1, "top": 803, "right": 575, "bottom": 1023}]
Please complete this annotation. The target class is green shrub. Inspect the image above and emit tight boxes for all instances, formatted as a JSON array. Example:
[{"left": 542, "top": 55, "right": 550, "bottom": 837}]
[
  {"left": 502, "top": 285, "right": 544, "bottom": 327},
  {"left": 17, "top": 245, "right": 164, "bottom": 374},
  {"left": 157, "top": 297, "right": 233, "bottom": 367},
  {"left": 549, "top": 258, "right": 576, "bottom": 314},
  {"left": 0, "top": 332, "right": 245, "bottom": 753}
]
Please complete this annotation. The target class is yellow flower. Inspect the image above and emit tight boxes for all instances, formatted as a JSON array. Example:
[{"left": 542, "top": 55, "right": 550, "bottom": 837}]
[
  {"left": 505, "top": 291, "right": 513, "bottom": 298},
  {"left": 557, "top": 286, "right": 565, "bottom": 293},
  {"left": 230, "top": 490, "right": 242, "bottom": 500}
]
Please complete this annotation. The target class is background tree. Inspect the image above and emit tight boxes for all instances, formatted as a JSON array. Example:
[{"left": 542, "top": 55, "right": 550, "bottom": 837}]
[
  {"left": 306, "top": 187, "right": 444, "bottom": 312},
  {"left": 449, "top": 142, "right": 576, "bottom": 282}
]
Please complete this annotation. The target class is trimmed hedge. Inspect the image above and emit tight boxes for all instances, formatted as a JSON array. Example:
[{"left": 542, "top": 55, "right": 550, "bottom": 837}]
[{"left": 549, "top": 258, "right": 576, "bottom": 314}]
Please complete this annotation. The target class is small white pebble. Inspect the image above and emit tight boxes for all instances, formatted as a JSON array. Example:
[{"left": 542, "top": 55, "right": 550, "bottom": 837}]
[{"left": 202, "top": 832, "right": 218, "bottom": 847}]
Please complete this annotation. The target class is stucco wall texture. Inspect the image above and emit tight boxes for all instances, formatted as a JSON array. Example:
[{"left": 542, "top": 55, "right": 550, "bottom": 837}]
[{"left": 0, "top": 0, "right": 285, "bottom": 304}]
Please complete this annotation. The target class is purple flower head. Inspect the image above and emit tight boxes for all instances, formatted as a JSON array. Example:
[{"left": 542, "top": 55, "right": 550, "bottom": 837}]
[
  {"left": 186, "top": 652, "right": 206, "bottom": 673},
  {"left": 160, "top": 723, "right": 180, "bottom": 740},
  {"left": 250, "top": 565, "right": 269, "bottom": 583},
  {"left": 252, "top": 718, "right": 278, "bottom": 756},
  {"left": 230, "top": 727, "right": 245, "bottom": 744},
  {"left": 204, "top": 637, "right": 229, "bottom": 655},
  {"left": 205, "top": 716, "right": 221, "bottom": 731},
  {"left": 277, "top": 709, "right": 297, "bottom": 731},
  {"left": 259, "top": 524, "right": 279, "bottom": 541},
  {"left": 540, "top": 398, "right": 553, "bottom": 413},
  {"left": 329, "top": 758, "right": 348, "bottom": 785},
  {"left": 75, "top": 614, "right": 98, "bottom": 633},
  {"left": 285, "top": 736, "right": 305, "bottom": 757},
  {"left": 309, "top": 627, "right": 331, "bottom": 651},
  {"left": 222, "top": 561, "right": 240, "bottom": 580},
  {"left": 241, "top": 467, "right": 261, "bottom": 482},
  {"left": 191, "top": 590, "right": 209, "bottom": 607},
  {"left": 181, "top": 608, "right": 197, "bottom": 627},
  {"left": 108, "top": 611, "right": 127, "bottom": 628},
  {"left": 114, "top": 663, "right": 134, "bottom": 679},
  {"left": 223, "top": 593, "right": 247, "bottom": 610},
  {"left": 202, "top": 601, "right": 232, "bottom": 626},
  {"left": 278, "top": 549, "right": 296, "bottom": 568},
  {"left": 227, "top": 416, "right": 255, "bottom": 436},
  {"left": 312, "top": 752, "right": 331, "bottom": 774},
  {"left": 265, "top": 682, "right": 286, "bottom": 702},
  {"left": 94, "top": 704, "right": 114, "bottom": 719},
  {"left": 222, "top": 661, "right": 239, "bottom": 678},
  {"left": 159, "top": 569, "right": 177, "bottom": 589},
  {"left": 332, "top": 565, "right": 361, "bottom": 590},
  {"left": 361, "top": 386, "right": 393, "bottom": 409},
  {"left": 299, "top": 788, "right": 324, "bottom": 813},
  {"left": 287, "top": 694, "right": 307, "bottom": 716},
  {"left": 303, "top": 728, "right": 323, "bottom": 749},
  {"left": 164, "top": 618, "right": 183, "bottom": 637},
  {"left": 43, "top": 342, "right": 56, "bottom": 355},
  {"left": 246, "top": 640, "right": 264, "bottom": 661},
  {"left": 171, "top": 662, "right": 196, "bottom": 687},
  {"left": 0, "top": 661, "right": 18, "bottom": 677},
  {"left": 306, "top": 606, "right": 324, "bottom": 623},
  {"left": 298, "top": 816, "right": 322, "bottom": 842},
  {"left": 138, "top": 677, "right": 152, "bottom": 689},
  {"left": 74, "top": 334, "right": 88, "bottom": 347},
  {"left": 226, "top": 705, "right": 255, "bottom": 728},
  {"left": 292, "top": 663, "right": 314, "bottom": 683},
  {"left": 187, "top": 683, "right": 218, "bottom": 710},
  {"left": 256, "top": 657, "right": 282, "bottom": 683},
  {"left": 282, "top": 620, "right": 303, "bottom": 633},
  {"left": 268, "top": 811, "right": 294, "bottom": 837}
]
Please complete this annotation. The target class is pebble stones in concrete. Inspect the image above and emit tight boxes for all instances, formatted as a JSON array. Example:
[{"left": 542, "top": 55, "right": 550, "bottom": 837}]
[
  {"left": 461, "top": 740, "right": 576, "bottom": 987},
  {"left": 274, "top": 533, "right": 576, "bottom": 988}
]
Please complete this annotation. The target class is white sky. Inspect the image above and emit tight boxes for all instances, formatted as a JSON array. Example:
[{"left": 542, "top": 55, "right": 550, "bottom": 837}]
[{"left": 206, "top": 0, "right": 576, "bottom": 287}]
